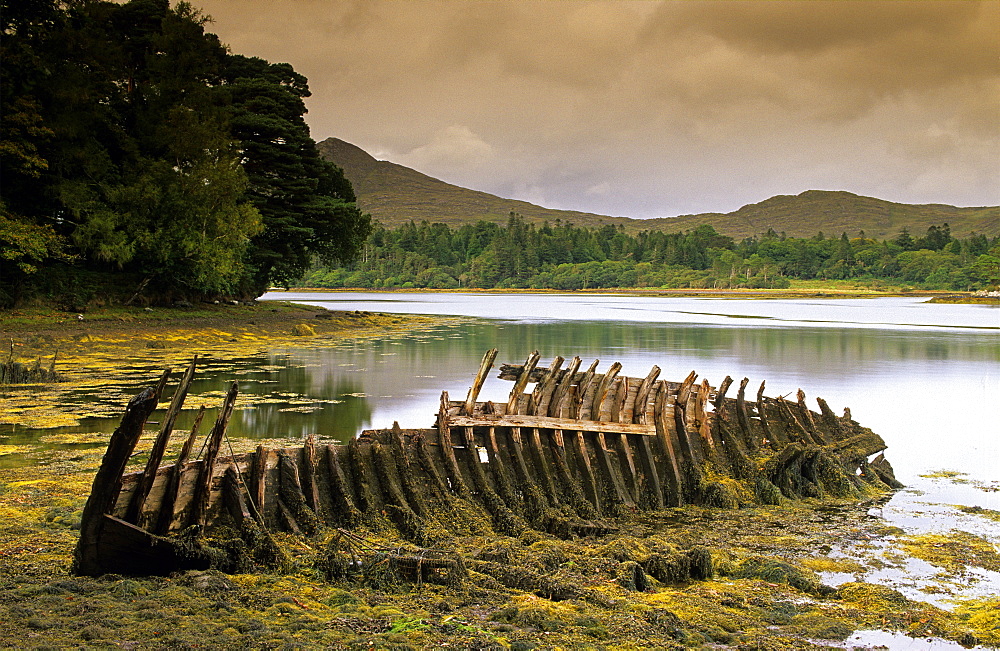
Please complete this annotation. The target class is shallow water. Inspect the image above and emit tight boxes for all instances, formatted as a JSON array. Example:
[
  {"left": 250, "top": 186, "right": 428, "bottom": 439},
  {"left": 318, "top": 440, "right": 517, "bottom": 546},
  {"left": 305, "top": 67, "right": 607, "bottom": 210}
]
[{"left": 2, "top": 291, "right": 998, "bottom": 606}]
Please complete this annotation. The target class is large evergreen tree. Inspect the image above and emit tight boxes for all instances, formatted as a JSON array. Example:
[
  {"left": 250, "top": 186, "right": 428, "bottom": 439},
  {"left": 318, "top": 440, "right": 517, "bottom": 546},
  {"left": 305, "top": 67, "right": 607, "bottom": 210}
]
[{"left": 0, "top": 0, "right": 369, "bottom": 306}]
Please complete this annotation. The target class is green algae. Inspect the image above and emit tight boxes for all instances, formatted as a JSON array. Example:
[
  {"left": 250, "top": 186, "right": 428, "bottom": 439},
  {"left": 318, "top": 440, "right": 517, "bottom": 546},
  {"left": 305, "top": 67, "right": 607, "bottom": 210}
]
[{"left": 901, "top": 531, "right": 1000, "bottom": 574}]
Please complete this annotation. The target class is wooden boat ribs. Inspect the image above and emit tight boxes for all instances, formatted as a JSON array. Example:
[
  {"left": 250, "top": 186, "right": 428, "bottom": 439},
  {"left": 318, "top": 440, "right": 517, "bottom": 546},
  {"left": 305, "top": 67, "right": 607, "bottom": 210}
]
[{"left": 73, "top": 349, "right": 903, "bottom": 577}]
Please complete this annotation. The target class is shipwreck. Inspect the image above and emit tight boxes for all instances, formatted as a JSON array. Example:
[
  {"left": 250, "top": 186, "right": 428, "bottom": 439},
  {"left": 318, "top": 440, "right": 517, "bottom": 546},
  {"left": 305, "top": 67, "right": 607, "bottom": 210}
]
[{"left": 73, "top": 350, "right": 901, "bottom": 579}]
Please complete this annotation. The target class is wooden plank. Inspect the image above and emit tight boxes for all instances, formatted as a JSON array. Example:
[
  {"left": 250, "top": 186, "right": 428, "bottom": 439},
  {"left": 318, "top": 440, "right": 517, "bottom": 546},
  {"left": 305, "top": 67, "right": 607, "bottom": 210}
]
[
  {"left": 152, "top": 405, "right": 205, "bottom": 534},
  {"left": 507, "top": 351, "right": 541, "bottom": 415},
  {"left": 464, "top": 348, "right": 498, "bottom": 416},
  {"left": 127, "top": 358, "right": 199, "bottom": 524},
  {"left": 447, "top": 414, "right": 656, "bottom": 436},
  {"left": 755, "top": 380, "right": 774, "bottom": 445},
  {"left": 191, "top": 381, "right": 239, "bottom": 527},
  {"left": 74, "top": 386, "right": 160, "bottom": 576}
]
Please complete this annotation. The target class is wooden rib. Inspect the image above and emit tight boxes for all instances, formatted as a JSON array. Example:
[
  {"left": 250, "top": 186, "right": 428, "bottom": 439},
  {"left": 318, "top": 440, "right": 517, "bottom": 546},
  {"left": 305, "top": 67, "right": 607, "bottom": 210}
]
[
  {"left": 777, "top": 397, "right": 812, "bottom": 444},
  {"left": 635, "top": 434, "right": 665, "bottom": 509},
  {"left": 614, "top": 433, "right": 641, "bottom": 503},
  {"left": 569, "top": 430, "right": 602, "bottom": 513},
  {"left": 735, "top": 377, "right": 757, "bottom": 451},
  {"left": 324, "top": 444, "right": 359, "bottom": 523},
  {"left": 371, "top": 441, "right": 419, "bottom": 527},
  {"left": 74, "top": 386, "right": 160, "bottom": 576},
  {"left": 547, "top": 429, "right": 594, "bottom": 517},
  {"left": 755, "top": 380, "right": 773, "bottom": 445},
  {"left": 436, "top": 391, "right": 469, "bottom": 496},
  {"left": 484, "top": 426, "right": 519, "bottom": 510},
  {"left": 128, "top": 358, "right": 198, "bottom": 524},
  {"left": 695, "top": 379, "right": 714, "bottom": 449},
  {"left": 653, "top": 383, "right": 683, "bottom": 505},
  {"left": 507, "top": 351, "right": 541, "bottom": 415},
  {"left": 572, "top": 359, "right": 601, "bottom": 419},
  {"left": 711, "top": 376, "right": 734, "bottom": 442},
  {"left": 594, "top": 431, "right": 632, "bottom": 506},
  {"left": 191, "top": 381, "right": 239, "bottom": 527},
  {"left": 527, "top": 428, "right": 561, "bottom": 504},
  {"left": 585, "top": 362, "right": 622, "bottom": 421},
  {"left": 530, "top": 356, "right": 564, "bottom": 416},
  {"left": 154, "top": 406, "right": 205, "bottom": 534},
  {"left": 248, "top": 443, "right": 268, "bottom": 524},
  {"left": 631, "top": 365, "right": 661, "bottom": 424},
  {"left": 676, "top": 370, "right": 698, "bottom": 408},
  {"left": 464, "top": 348, "right": 498, "bottom": 416},
  {"left": 797, "top": 389, "right": 826, "bottom": 444},
  {"left": 447, "top": 414, "right": 655, "bottom": 435},
  {"left": 302, "top": 435, "right": 322, "bottom": 518},
  {"left": 223, "top": 464, "right": 251, "bottom": 526},
  {"left": 815, "top": 396, "right": 846, "bottom": 441},
  {"left": 610, "top": 377, "right": 628, "bottom": 423},
  {"left": 548, "top": 356, "right": 582, "bottom": 417}
]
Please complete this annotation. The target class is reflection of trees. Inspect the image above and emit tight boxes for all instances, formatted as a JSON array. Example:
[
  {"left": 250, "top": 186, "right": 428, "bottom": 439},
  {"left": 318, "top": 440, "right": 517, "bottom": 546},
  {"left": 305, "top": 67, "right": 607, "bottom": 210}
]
[{"left": 230, "top": 376, "right": 371, "bottom": 444}]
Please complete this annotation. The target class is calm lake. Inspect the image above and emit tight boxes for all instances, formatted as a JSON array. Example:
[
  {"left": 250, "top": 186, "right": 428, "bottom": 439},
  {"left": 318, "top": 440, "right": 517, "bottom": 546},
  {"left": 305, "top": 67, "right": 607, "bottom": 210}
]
[{"left": 2, "top": 290, "right": 998, "bottom": 605}]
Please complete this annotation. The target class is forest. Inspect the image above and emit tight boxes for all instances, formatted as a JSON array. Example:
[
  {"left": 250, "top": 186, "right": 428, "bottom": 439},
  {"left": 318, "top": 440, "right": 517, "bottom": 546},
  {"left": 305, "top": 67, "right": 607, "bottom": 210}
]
[
  {"left": 301, "top": 215, "right": 1000, "bottom": 292},
  {"left": 0, "top": 0, "right": 371, "bottom": 308}
]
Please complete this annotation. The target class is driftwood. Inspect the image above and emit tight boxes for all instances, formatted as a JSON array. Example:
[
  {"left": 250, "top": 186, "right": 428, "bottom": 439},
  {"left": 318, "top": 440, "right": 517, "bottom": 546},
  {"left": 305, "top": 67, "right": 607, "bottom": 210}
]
[{"left": 74, "top": 349, "right": 902, "bottom": 577}]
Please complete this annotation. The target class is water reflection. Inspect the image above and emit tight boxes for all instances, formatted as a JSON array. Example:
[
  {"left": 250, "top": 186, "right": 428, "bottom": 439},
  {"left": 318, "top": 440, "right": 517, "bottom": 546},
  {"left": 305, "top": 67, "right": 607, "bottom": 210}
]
[{"left": 4, "top": 295, "right": 997, "bottom": 486}]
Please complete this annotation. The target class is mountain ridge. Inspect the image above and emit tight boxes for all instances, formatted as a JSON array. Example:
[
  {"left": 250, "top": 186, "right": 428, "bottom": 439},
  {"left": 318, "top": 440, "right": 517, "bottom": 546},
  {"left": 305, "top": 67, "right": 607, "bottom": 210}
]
[{"left": 318, "top": 137, "right": 999, "bottom": 239}]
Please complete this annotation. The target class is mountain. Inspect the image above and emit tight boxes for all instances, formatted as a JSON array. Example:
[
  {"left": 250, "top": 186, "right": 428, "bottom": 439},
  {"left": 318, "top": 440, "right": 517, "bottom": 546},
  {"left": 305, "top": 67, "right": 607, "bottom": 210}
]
[{"left": 318, "top": 138, "right": 999, "bottom": 239}]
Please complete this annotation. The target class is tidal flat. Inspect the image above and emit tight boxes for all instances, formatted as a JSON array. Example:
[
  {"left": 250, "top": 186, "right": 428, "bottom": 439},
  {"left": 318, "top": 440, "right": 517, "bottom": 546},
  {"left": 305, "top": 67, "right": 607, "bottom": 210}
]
[{"left": 1, "top": 302, "right": 998, "bottom": 649}]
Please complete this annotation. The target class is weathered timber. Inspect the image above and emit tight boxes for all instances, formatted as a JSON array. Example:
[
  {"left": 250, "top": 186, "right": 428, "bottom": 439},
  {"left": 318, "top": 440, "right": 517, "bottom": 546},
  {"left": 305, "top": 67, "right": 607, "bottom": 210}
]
[
  {"left": 191, "top": 381, "right": 239, "bottom": 528},
  {"left": 464, "top": 348, "right": 498, "bottom": 416},
  {"left": 127, "top": 357, "right": 198, "bottom": 524},
  {"left": 76, "top": 352, "right": 902, "bottom": 578},
  {"left": 74, "top": 386, "right": 161, "bottom": 576}
]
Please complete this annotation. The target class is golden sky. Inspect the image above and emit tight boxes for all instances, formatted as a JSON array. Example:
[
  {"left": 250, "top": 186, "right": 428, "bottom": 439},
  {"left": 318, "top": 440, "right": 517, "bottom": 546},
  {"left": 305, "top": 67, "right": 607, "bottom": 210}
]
[{"left": 195, "top": 0, "right": 999, "bottom": 217}]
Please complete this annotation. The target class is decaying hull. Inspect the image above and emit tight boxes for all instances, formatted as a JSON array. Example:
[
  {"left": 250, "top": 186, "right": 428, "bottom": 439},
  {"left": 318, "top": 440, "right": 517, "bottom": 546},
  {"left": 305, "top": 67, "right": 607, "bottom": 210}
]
[{"left": 73, "top": 350, "right": 901, "bottom": 577}]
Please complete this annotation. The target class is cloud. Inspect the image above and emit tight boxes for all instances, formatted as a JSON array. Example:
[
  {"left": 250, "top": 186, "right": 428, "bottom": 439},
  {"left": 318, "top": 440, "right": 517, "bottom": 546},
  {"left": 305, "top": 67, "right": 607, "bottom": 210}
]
[{"left": 196, "top": 0, "right": 1000, "bottom": 217}]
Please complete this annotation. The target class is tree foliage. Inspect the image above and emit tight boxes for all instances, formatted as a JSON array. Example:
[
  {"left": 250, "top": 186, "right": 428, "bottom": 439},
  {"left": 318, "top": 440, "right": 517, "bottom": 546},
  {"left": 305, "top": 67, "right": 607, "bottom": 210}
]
[
  {"left": 303, "top": 215, "right": 999, "bottom": 292},
  {"left": 0, "top": 0, "right": 369, "bottom": 307}
]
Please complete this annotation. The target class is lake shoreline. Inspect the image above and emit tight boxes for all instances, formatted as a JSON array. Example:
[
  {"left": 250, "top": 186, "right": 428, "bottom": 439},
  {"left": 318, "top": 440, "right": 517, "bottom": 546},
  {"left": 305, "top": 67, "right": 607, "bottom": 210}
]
[{"left": 285, "top": 285, "right": 965, "bottom": 300}]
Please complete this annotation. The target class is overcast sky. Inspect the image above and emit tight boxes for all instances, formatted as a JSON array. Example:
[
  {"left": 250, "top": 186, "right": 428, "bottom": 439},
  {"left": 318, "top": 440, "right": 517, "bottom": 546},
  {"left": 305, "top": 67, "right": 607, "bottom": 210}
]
[{"left": 196, "top": 0, "right": 999, "bottom": 218}]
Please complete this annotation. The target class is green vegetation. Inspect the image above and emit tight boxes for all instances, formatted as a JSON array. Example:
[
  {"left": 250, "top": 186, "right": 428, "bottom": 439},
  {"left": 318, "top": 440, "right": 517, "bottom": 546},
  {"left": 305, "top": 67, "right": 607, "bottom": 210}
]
[
  {"left": 321, "top": 138, "right": 1000, "bottom": 240},
  {"left": 1, "top": 0, "right": 370, "bottom": 308},
  {"left": 301, "top": 214, "right": 1000, "bottom": 292}
]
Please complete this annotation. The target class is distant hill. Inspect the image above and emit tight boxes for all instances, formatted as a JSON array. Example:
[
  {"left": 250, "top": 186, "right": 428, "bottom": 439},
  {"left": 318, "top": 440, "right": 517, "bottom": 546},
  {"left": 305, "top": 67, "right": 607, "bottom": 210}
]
[{"left": 318, "top": 138, "right": 999, "bottom": 239}]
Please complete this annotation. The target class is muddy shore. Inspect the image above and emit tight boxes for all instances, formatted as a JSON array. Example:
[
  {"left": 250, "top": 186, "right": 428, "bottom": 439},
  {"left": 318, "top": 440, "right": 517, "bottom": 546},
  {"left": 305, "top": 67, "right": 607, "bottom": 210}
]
[{"left": 1, "top": 302, "right": 998, "bottom": 649}]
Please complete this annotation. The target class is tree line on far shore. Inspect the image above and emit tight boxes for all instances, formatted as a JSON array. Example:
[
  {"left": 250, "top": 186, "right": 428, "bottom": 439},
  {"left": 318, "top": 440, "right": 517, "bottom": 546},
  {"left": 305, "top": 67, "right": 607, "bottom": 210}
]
[
  {"left": 300, "top": 215, "right": 1000, "bottom": 292},
  {"left": 1, "top": 0, "right": 371, "bottom": 309}
]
